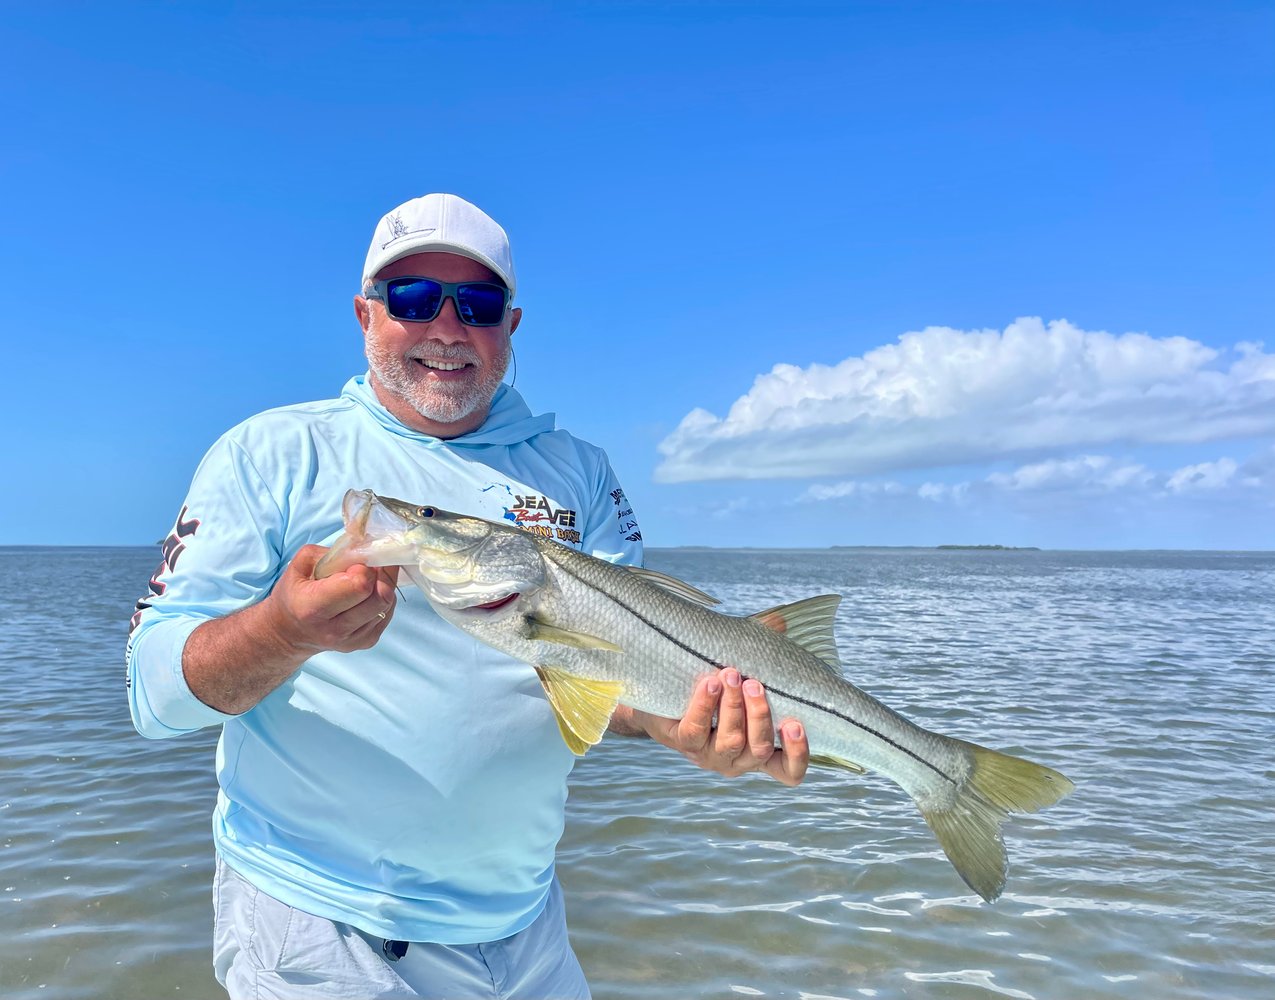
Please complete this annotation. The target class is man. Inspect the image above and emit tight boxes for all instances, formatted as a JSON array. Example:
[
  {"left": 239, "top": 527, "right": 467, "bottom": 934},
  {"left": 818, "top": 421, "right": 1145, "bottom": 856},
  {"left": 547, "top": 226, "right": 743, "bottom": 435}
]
[{"left": 127, "top": 193, "right": 809, "bottom": 999}]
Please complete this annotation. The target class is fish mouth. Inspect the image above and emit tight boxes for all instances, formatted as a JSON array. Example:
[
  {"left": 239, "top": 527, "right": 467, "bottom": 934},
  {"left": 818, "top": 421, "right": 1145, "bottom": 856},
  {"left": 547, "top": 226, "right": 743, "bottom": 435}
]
[
  {"left": 341, "top": 488, "right": 376, "bottom": 536},
  {"left": 464, "top": 592, "right": 520, "bottom": 612}
]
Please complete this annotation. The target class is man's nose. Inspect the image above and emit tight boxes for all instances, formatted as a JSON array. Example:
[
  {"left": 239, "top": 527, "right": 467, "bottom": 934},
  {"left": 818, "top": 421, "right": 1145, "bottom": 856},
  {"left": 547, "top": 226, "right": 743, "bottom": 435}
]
[{"left": 421, "top": 294, "right": 470, "bottom": 342}]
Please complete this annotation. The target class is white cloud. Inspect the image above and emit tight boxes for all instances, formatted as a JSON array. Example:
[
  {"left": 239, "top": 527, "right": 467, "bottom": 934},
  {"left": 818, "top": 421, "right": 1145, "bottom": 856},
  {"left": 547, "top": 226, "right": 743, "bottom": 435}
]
[
  {"left": 910, "top": 450, "right": 1272, "bottom": 503},
  {"left": 655, "top": 318, "right": 1275, "bottom": 482},
  {"left": 987, "top": 455, "right": 1155, "bottom": 493},
  {"left": 1166, "top": 458, "right": 1239, "bottom": 493},
  {"left": 918, "top": 481, "right": 970, "bottom": 503},
  {"left": 798, "top": 480, "right": 905, "bottom": 502}
]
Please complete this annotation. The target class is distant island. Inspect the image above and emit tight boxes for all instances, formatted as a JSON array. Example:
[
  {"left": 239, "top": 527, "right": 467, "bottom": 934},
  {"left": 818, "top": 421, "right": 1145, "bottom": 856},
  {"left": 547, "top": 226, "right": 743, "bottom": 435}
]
[
  {"left": 935, "top": 544, "right": 1041, "bottom": 551},
  {"left": 824, "top": 543, "right": 1041, "bottom": 551}
]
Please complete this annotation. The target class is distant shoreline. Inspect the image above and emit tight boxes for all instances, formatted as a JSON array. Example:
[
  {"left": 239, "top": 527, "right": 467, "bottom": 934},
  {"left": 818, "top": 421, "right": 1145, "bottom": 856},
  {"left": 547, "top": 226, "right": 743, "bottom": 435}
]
[
  {"left": 933, "top": 544, "right": 1041, "bottom": 551},
  {"left": 1, "top": 543, "right": 1272, "bottom": 555},
  {"left": 652, "top": 544, "right": 1270, "bottom": 554}
]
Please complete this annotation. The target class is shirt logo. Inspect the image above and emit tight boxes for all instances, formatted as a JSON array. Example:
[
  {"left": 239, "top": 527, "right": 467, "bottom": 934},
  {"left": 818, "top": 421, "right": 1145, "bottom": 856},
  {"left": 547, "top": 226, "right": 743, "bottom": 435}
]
[{"left": 509, "top": 493, "right": 580, "bottom": 545}]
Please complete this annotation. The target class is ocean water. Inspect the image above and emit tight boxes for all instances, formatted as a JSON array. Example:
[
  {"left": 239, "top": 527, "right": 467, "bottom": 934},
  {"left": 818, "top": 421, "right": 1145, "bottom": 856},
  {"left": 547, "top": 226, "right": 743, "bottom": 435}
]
[{"left": 1, "top": 545, "right": 1273, "bottom": 999}]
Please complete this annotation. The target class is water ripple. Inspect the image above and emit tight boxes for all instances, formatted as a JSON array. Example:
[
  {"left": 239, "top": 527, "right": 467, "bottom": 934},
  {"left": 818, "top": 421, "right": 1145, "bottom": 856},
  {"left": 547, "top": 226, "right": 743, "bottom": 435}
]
[{"left": 2, "top": 547, "right": 1274, "bottom": 999}]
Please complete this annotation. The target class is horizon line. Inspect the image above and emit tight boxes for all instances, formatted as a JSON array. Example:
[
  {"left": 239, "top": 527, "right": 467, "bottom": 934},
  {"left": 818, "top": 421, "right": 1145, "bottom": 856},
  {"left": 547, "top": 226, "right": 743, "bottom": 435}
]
[{"left": 2, "top": 543, "right": 1272, "bottom": 555}]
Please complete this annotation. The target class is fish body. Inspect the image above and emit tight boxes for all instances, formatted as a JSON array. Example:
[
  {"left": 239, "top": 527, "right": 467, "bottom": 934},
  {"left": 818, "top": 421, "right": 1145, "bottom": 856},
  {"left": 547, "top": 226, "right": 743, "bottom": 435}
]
[{"left": 316, "top": 490, "right": 1074, "bottom": 902}]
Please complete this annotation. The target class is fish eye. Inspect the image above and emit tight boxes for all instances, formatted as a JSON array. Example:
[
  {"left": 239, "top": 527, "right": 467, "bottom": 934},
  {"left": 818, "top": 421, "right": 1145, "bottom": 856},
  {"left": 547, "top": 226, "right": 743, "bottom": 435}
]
[{"left": 418, "top": 506, "right": 435, "bottom": 518}]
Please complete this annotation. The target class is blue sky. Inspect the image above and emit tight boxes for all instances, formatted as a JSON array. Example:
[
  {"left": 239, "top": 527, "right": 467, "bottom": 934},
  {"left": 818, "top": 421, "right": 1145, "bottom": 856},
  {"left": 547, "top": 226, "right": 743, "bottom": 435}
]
[{"left": 3, "top": 1, "right": 1272, "bottom": 548}]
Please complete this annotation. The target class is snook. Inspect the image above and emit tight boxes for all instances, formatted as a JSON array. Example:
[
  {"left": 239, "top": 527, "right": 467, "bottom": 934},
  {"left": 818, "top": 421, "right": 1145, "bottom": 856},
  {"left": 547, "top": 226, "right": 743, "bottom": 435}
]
[{"left": 316, "top": 489, "right": 1073, "bottom": 902}]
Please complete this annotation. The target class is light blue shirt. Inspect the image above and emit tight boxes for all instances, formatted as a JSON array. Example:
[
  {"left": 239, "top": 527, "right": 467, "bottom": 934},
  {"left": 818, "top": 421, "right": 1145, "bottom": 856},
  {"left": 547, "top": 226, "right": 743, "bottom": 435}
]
[{"left": 126, "top": 375, "right": 643, "bottom": 943}]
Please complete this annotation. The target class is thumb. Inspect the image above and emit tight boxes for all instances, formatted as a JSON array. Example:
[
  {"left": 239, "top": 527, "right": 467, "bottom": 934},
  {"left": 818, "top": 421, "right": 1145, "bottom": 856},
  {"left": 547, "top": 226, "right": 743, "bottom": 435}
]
[{"left": 288, "top": 544, "right": 330, "bottom": 581}]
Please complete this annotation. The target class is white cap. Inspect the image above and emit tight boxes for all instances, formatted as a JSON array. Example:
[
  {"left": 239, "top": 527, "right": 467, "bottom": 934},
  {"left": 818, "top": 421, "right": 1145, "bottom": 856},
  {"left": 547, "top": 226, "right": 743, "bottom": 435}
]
[{"left": 361, "top": 193, "right": 516, "bottom": 297}]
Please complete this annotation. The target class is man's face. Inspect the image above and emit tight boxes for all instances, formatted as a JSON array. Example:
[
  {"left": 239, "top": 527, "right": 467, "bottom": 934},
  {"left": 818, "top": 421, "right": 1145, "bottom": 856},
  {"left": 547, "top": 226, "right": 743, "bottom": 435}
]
[{"left": 355, "top": 252, "right": 521, "bottom": 438}]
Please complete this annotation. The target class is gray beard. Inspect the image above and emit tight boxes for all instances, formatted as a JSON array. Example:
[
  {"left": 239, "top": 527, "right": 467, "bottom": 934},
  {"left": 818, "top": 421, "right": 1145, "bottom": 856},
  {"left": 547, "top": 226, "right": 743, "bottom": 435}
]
[{"left": 365, "top": 332, "right": 510, "bottom": 427}]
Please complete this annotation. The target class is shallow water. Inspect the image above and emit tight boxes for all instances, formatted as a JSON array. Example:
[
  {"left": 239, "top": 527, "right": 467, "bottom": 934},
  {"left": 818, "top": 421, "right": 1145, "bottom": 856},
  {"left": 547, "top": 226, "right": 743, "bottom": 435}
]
[{"left": 1, "top": 546, "right": 1273, "bottom": 998}]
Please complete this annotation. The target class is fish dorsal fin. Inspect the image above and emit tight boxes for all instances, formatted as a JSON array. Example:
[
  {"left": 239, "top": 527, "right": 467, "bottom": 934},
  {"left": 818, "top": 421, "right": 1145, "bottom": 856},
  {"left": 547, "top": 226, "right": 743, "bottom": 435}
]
[
  {"left": 534, "top": 666, "right": 624, "bottom": 756},
  {"left": 525, "top": 616, "right": 622, "bottom": 652},
  {"left": 624, "top": 566, "right": 721, "bottom": 607},
  {"left": 750, "top": 595, "right": 843, "bottom": 671}
]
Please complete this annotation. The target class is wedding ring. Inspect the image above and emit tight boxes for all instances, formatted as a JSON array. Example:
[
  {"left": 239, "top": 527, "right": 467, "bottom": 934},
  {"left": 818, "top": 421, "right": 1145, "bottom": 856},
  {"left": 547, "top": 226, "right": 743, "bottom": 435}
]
[{"left": 376, "top": 611, "right": 387, "bottom": 622}]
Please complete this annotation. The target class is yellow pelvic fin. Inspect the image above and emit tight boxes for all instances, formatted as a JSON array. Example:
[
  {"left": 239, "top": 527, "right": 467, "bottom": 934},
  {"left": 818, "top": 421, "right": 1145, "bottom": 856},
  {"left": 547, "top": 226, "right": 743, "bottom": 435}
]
[
  {"left": 525, "top": 617, "right": 622, "bottom": 652},
  {"left": 918, "top": 741, "right": 1074, "bottom": 903},
  {"left": 750, "top": 594, "right": 843, "bottom": 670},
  {"left": 534, "top": 666, "right": 624, "bottom": 756},
  {"left": 808, "top": 752, "right": 866, "bottom": 774}
]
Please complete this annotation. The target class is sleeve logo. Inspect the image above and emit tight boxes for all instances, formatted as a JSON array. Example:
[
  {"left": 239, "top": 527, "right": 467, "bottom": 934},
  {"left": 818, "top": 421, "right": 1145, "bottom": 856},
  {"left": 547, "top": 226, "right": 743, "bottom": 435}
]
[
  {"left": 610, "top": 488, "right": 641, "bottom": 542},
  {"left": 128, "top": 505, "right": 200, "bottom": 635}
]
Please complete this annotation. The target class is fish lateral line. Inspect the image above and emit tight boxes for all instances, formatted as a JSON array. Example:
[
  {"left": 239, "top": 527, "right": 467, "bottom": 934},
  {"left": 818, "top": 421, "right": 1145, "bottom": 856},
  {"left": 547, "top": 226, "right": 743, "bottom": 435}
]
[
  {"left": 553, "top": 555, "right": 958, "bottom": 787},
  {"left": 755, "top": 683, "right": 960, "bottom": 786},
  {"left": 551, "top": 558, "right": 732, "bottom": 671}
]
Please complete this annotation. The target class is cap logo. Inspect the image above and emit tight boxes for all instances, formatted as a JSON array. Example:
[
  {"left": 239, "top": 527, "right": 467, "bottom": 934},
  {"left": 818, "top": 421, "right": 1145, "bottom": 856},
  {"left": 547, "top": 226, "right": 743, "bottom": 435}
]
[{"left": 381, "top": 212, "right": 436, "bottom": 249}]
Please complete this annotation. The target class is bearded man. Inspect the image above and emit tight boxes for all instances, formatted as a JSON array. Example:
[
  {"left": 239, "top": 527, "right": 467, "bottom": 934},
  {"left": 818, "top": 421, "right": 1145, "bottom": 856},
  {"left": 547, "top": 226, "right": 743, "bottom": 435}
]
[{"left": 127, "top": 193, "right": 808, "bottom": 999}]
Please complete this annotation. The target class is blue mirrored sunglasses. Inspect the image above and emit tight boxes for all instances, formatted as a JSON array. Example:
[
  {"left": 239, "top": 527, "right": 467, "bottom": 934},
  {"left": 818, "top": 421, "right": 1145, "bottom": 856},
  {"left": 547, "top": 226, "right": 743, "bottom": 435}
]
[{"left": 365, "top": 277, "right": 510, "bottom": 327}]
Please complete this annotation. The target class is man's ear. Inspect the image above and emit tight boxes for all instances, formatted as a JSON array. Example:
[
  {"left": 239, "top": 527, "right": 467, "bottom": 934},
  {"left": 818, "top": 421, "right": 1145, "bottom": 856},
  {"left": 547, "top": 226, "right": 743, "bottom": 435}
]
[
  {"left": 509, "top": 306, "right": 522, "bottom": 336},
  {"left": 354, "top": 295, "right": 372, "bottom": 335}
]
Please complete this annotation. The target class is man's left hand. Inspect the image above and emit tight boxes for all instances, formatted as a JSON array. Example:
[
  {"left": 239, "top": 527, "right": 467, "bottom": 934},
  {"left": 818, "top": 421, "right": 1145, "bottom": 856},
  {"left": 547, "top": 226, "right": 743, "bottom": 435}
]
[{"left": 617, "top": 668, "right": 810, "bottom": 786}]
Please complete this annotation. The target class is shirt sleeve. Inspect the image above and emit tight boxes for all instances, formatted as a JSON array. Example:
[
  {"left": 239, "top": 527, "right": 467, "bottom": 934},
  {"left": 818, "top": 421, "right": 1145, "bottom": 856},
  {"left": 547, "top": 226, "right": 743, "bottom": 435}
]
[
  {"left": 579, "top": 451, "right": 644, "bottom": 569},
  {"left": 125, "top": 431, "right": 288, "bottom": 738}
]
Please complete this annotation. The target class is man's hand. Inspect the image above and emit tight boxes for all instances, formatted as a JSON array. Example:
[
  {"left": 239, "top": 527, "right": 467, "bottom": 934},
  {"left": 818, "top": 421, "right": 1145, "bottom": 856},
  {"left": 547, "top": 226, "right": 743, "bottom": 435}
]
[
  {"left": 183, "top": 544, "right": 398, "bottom": 715},
  {"left": 266, "top": 544, "right": 399, "bottom": 656},
  {"left": 613, "top": 668, "right": 810, "bottom": 787}
]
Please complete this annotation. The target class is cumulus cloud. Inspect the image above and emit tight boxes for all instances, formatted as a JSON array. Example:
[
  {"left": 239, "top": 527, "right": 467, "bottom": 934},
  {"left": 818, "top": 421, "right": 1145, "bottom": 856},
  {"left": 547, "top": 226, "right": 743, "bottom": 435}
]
[
  {"left": 799, "top": 446, "right": 1275, "bottom": 508},
  {"left": 655, "top": 318, "right": 1275, "bottom": 482},
  {"left": 798, "top": 480, "right": 905, "bottom": 502},
  {"left": 1166, "top": 458, "right": 1239, "bottom": 493},
  {"left": 918, "top": 481, "right": 971, "bottom": 503},
  {"left": 987, "top": 455, "right": 1155, "bottom": 493}
]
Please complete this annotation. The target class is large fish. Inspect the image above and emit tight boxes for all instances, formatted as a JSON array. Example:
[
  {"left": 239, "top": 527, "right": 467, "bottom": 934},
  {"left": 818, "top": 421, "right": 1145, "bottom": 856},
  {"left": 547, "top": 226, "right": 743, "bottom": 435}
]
[{"left": 316, "top": 489, "right": 1073, "bottom": 902}]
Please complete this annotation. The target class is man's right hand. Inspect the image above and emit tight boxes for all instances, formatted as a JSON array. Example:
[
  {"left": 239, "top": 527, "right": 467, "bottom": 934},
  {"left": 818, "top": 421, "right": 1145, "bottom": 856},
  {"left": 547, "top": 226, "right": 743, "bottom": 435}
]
[
  {"left": 182, "top": 545, "right": 399, "bottom": 715},
  {"left": 266, "top": 544, "right": 398, "bottom": 657}
]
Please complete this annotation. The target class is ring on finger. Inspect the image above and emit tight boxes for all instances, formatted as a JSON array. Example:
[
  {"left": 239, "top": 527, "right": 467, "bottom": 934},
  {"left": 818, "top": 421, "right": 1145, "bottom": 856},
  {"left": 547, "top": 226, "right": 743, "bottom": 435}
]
[{"left": 376, "top": 611, "right": 387, "bottom": 622}]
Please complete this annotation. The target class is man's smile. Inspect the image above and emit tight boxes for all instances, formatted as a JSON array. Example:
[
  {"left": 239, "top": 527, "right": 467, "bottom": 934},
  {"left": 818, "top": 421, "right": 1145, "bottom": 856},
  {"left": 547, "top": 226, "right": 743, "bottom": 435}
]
[{"left": 412, "top": 357, "right": 476, "bottom": 376}]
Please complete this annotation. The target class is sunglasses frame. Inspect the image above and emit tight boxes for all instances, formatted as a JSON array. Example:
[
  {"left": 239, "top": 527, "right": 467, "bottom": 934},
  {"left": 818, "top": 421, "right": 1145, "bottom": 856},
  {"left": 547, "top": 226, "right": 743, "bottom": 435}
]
[{"left": 365, "top": 277, "right": 510, "bottom": 327}]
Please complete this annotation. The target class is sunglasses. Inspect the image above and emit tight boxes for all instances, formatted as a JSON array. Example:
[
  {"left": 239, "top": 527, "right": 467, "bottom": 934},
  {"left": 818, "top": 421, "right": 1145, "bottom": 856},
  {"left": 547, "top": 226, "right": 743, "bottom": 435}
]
[{"left": 365, "top": 277, "right": 510, "bottom": 327}]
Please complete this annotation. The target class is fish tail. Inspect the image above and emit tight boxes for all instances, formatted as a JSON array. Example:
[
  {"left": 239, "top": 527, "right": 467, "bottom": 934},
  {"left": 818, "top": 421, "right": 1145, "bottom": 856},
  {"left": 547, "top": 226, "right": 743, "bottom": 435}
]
[{"left": 918, "top": 741, "right": 1074, "bottom": 903}]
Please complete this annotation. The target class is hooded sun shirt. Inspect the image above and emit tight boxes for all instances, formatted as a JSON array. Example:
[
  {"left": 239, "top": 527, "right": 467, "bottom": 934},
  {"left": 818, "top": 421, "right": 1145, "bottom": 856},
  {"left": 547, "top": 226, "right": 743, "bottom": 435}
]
[{"left": 126, "top": 375, "right": 643, "bottom": 943}]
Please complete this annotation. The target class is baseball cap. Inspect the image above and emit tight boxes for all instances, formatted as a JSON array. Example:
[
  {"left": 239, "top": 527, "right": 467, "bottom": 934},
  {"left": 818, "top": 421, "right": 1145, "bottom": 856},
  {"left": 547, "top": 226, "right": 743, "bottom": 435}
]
[{"left": 361, "top": 193, "right": 516, "bottom": 297}]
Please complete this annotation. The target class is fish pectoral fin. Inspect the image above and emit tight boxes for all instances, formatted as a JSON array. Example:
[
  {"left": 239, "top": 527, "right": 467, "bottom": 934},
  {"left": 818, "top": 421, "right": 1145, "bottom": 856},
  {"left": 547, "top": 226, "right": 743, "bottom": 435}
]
[
  {"left": 623, "top": 565, "right": 721, "bottom": 607},
  {"left": 750, "top": 595, "right": 844, "bottom": 671},
  {"left": 525, "top": 617, "right": 622, "bottom": 652},
  {"left": 534, "top": 667, "right": 624, "bottom": 756},
  {"left": 808, "top": 752, "right": 867, "bottom": 774}
]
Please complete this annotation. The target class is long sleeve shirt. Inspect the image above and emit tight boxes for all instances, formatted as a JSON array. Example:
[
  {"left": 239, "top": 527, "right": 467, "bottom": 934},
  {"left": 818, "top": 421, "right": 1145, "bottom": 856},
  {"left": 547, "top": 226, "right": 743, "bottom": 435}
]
[{"left": 126, "top": 375, "right": 642, "bottom": 943}]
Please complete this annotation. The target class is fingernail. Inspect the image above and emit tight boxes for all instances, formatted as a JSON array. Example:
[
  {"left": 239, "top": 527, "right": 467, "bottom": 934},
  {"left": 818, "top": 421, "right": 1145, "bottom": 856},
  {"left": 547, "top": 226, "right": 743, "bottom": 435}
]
[
  {"left": 743, "top": 679, "right": 763, "bottom": 698},
  {"left": 706, "top": 678, "right": 722, "bottom": 696},
  {"left": 785, "top": 722, "right": 803, "bottom": 741},
  {"left": 724, "top": 670, "right": 741, "bottom": 687}
]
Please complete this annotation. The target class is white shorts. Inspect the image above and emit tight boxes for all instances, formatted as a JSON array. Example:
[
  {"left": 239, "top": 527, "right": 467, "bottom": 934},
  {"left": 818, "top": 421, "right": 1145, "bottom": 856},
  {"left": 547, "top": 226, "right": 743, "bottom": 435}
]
[{"left": 212, "top": 857, "right": 591, "bottom": 999}]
